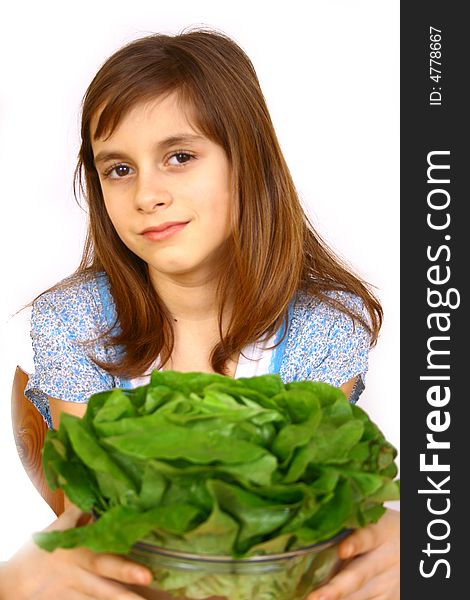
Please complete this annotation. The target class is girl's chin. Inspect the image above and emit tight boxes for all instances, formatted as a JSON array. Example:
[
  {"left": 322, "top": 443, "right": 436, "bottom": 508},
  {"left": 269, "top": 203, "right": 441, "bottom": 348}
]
[{"left": 147, "top": 261, "right": 213, "bottom": 281}]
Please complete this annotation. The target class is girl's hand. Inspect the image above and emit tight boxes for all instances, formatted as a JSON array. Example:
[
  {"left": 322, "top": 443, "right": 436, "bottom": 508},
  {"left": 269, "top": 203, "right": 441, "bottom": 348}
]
[
  {"left": 0, "top": 505, "right": 153, "bottom": 599},
  {"left": 307, "top": 508, "right": 400, "bottom": 600}
]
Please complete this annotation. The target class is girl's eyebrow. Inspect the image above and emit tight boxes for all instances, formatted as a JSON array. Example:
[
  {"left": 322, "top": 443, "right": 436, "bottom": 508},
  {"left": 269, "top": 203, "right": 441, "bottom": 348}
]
[{"left": 93, "top": 133, "right": 206, "bottom": 165}]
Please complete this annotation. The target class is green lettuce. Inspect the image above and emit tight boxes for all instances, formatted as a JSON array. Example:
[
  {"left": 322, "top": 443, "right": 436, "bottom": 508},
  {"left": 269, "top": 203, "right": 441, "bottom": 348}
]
[{"left": 34, "top": 372, "right": 399, "bottom": 598}]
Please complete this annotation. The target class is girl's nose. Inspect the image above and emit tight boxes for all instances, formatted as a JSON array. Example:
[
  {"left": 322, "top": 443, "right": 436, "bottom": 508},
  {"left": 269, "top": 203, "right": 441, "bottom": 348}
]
[{"left": 133, "top": 172, "right": 173, "bottom": 213}]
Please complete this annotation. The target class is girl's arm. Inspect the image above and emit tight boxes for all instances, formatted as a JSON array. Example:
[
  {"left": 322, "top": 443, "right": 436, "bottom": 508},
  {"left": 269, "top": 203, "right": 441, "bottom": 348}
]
[
  {"left": 339, "top": 377, "right": 358, "bottom": 401},
  {"left": 49, "top": 396, "right": 87, "bottom": 427},
  {"left": 49, "top": 396, "right": 88, "bottom": 510}
]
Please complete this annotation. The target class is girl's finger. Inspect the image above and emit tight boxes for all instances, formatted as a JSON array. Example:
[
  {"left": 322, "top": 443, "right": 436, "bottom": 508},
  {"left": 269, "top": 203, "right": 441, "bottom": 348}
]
[
  {"left": 338, "top": 510, "right": 399, "bottom": 560},
  {"left": 81, "top": 551, "right": 153, "bottom": 586},
  {"left": 77, "top": 567, "right": 149, "bottom": 600},
  {"left": 45, "top": 505, "right": 84, "bottom": 531},
  {"left": 339, "top": 566, "right": 400, "bottom": 600},
  {"left": 65, "top": 592, "right": 99, "bottom": 600},
  {"left": 338, "top": 525, "right": 380, "bottom": 560},
  {"left": 307, "top": 553, "right": 376, "bottom": 600}
]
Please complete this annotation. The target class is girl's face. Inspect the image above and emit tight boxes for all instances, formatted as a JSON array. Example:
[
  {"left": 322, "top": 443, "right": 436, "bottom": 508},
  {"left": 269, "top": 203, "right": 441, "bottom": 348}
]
[{"left": 92, "top": 94, "right": 233, "bottom": 285}]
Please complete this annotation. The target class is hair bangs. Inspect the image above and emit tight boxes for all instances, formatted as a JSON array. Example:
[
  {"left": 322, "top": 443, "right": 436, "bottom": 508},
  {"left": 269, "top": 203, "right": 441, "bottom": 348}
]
[{"left": 88, "top": 50, "right": 227, "bottom": 153}]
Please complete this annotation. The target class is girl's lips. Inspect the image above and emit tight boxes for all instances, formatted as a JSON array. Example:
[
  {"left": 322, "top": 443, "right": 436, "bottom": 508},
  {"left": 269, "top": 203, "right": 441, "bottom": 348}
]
[{"left": 141, "top": 222, "right": 189, "bottom": 241}]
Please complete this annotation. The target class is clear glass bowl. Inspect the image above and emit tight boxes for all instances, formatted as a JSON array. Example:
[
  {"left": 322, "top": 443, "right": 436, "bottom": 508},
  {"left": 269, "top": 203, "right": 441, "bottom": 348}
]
[{"left": 126, "top": 530, "right": 349, "bottom": 600}]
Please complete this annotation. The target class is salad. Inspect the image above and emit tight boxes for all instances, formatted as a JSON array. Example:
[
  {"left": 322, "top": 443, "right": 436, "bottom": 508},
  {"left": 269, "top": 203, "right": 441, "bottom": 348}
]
[{"left": 35, "top": 371, "right": 399, "bottom": 599}]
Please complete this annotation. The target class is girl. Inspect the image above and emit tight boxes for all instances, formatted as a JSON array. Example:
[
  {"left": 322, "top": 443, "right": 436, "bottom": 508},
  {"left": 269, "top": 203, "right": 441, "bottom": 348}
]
[{"left": 3, "top": 29, "right": 399, "bottom": 599}]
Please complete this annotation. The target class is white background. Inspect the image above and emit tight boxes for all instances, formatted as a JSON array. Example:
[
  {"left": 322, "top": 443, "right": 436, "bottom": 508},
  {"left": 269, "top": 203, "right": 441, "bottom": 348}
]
[{"left": 0, "top": 0, "right": 399, "bottom": 559}]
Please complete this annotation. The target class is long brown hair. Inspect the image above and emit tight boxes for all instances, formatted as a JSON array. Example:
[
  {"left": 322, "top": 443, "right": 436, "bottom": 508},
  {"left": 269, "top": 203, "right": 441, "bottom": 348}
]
[{"left": 72, "top": 27, "right": 382, "bottom": 378}]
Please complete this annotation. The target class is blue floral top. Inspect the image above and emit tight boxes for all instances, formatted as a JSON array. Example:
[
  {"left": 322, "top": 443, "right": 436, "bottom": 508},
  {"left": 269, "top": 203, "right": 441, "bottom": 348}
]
[{"left": 25, "top": 272, "right": 371, "bottom": 428}]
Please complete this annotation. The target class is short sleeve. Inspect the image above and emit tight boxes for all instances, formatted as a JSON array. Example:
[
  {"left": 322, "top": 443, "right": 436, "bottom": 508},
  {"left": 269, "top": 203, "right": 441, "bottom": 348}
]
[
  {"left": 24, "top": 277, "right": 116, "bottom": 428},
  {"left": 279, "top": 291, "right": 371, "bottom": 402}
]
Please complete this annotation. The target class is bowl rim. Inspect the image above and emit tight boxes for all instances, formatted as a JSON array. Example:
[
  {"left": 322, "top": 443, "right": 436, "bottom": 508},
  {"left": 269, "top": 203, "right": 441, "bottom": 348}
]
[{"left": 131, "top": 528, "right": 351, "bottom": 563}]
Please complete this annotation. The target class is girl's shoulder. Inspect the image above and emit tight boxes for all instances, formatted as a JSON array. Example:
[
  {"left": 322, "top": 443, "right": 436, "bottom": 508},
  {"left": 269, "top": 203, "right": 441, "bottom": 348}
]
[
  {"left": 32, "top": 271, "right": 114, "bottom": 336},
  {"left": 26, "top": 272, "right": 118, "bottom": 426},
  {"left": 290, "top": 288, "right": 371, "bottom": 349},
  {"left": 279, "top": 289, "right": 371, "bottom": 389},
  {"left": 293, "top": 288, "right": 367, "bottom": 320}
]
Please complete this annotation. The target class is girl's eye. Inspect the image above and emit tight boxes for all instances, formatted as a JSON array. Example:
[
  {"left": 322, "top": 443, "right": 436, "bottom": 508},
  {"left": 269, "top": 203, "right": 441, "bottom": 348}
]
[
  {"left": 103, "top": 164, "right": 133, "bottom": 179},
  {"left": 167, "top": 152, "right": 194, "bottom": 166}
]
